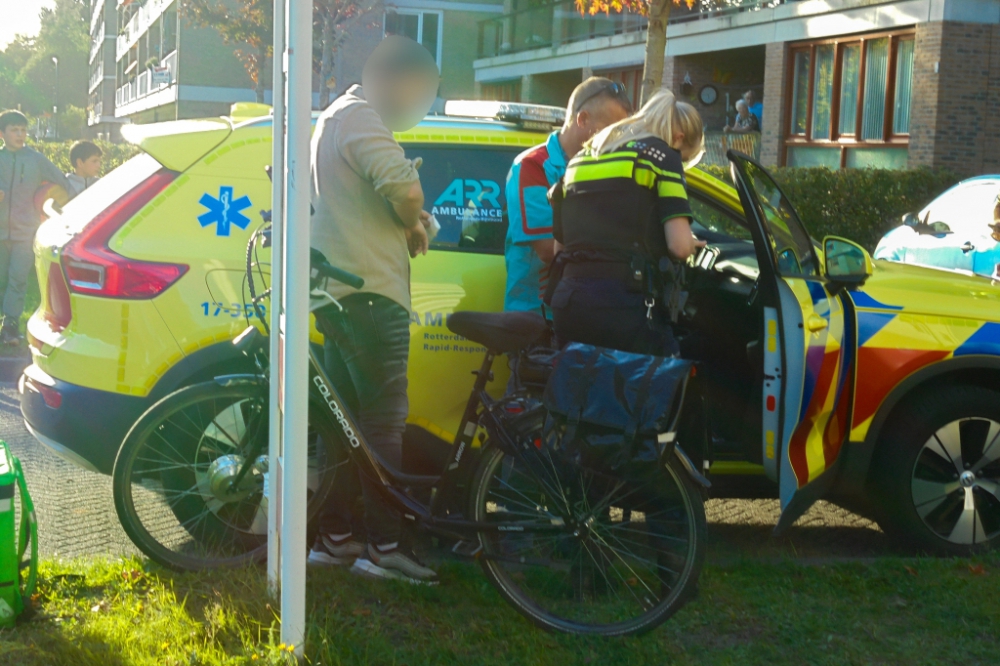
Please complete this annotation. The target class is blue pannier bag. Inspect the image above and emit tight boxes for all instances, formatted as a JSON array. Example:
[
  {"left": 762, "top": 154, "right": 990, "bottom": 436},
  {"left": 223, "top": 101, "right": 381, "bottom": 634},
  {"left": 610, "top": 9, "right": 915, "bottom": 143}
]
[{"left": 543, "top": 343, "right": 696, "bottom": 470}]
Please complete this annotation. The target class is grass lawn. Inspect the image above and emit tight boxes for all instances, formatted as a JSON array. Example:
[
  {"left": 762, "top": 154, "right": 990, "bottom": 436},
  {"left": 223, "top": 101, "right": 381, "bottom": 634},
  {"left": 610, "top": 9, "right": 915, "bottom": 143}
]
[{"left": 2, "top": 554, "right": 997, "bottom": 666}]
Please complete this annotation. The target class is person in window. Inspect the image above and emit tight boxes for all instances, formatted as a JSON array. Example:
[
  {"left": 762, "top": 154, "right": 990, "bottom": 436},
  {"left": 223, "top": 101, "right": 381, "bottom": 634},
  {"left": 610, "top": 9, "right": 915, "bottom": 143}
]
[
  {"left": 307, "top": 36, "right": 439, "bottom": 585},
  {"left": 743, "top": 89, "right": 763, "bottom": 126},
  {"left": 724, "top": 99, "right": 760, "bottom": 134},
  {"left": 549, "top": 90, "right": 705, "bottom": 357},
  {"left": 503, "top": 77, "right": 632, "bottom": 317}
]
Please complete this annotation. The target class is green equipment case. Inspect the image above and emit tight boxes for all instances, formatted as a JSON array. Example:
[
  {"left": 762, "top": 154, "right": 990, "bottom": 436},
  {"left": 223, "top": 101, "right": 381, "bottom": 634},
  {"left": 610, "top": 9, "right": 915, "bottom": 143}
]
[{"left": 0, "top": 441, "right": 37, "bottom": 628}]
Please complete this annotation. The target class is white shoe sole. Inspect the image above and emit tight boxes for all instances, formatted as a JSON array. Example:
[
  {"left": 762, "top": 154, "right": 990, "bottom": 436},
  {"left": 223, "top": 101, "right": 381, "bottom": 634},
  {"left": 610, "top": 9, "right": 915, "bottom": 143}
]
[
  {"left": 350, "top": 558, "right": 439, "bottom": 586},
  {"left": 307, "top": 550, "right": 357, "bottom": 566}
]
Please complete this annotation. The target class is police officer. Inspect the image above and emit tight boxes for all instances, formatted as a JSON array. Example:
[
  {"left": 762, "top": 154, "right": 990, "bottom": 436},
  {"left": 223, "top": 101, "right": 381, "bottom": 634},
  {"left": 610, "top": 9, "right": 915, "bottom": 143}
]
[{"left": 549, "top": 90, "right": 705, "bottom": 357}]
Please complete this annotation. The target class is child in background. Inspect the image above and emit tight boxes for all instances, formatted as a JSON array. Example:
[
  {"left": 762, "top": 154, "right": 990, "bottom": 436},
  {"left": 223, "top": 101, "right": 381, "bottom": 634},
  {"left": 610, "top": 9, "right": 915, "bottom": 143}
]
[
  {"left": 0, "top": 109, "right": 70, "bottom": 345},
  {"left": 65, "top": 141, "right": 103, "bottom": 198}
]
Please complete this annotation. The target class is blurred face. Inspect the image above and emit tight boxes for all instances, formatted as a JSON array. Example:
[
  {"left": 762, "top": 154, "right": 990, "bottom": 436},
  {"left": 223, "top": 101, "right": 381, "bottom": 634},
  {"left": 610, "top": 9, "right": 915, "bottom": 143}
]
[
  {"left": 737, "top": 104, "right": 750, "bottom": 118},
  {"left": 0, "top": 125, "right": 27, "bottom": 151},
  {"left": 366, "top": 69, "right": 439, "bottom": 132},
  {"left": 76, "top": 154, "right": 102, "bottom": 178}
]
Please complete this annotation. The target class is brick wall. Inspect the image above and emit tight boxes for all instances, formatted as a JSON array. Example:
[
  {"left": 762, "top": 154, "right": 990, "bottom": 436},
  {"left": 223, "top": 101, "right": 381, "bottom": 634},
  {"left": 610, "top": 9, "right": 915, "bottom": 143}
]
[
  {"left": 760, "top": 42, "right": 788, "bottom": 167},
  {"left": 910, "top": 21, "right": 1000, "bottom": 176}
]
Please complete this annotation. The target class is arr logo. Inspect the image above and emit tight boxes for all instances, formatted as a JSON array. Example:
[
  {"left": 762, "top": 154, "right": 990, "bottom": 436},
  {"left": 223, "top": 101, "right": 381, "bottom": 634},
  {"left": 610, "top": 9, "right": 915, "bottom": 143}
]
[
  {"left": 433, "top": 179, "right": 501, "bottom": 209},
  {"left": 432, "top": 179, "right": 503, "bottom": 223}
]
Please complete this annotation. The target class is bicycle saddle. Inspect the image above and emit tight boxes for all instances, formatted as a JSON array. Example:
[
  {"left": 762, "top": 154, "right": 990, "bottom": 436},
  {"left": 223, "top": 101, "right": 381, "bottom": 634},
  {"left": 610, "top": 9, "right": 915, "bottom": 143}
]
[{"left": 447, "top": 311, "right": 549, "bottom": 354}]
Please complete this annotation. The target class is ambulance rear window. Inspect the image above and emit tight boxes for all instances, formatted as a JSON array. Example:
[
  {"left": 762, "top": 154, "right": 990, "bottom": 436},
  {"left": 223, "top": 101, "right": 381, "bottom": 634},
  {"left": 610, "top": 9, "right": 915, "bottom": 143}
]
[{"left": 404, "top": 145, "right": 524, "bottom": 254}]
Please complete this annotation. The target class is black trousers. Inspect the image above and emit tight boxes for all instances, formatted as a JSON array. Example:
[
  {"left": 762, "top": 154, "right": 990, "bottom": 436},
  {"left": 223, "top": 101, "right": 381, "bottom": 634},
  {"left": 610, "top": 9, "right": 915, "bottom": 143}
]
[
  {"left": 550, "top": 277, "right": 680, "bottom": 357},
  {"left": 318, "top": 293, "right": 410, "bottom": 546}
]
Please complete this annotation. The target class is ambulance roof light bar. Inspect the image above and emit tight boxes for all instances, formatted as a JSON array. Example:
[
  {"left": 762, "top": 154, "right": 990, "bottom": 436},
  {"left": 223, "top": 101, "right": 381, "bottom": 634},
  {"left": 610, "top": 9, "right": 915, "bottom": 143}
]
[{"left": 443, "top": 100, "right": 566, "bottom": 130}]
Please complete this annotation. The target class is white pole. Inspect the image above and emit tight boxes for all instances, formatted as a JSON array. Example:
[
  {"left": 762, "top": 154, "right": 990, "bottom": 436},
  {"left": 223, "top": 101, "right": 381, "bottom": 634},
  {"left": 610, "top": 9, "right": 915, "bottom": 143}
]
[
  {"left": 280, "top": 0, "right": 312, "bottom": 656},
  {"left": 266, "top": 0, "right": 287, "bottom": 599}
]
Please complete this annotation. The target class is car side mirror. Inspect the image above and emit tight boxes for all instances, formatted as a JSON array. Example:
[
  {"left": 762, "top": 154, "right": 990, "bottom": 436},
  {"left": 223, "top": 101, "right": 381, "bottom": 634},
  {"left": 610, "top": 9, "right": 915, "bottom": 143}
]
[{"left": 823, "top": 236, "right": 873, "bottom": 286}]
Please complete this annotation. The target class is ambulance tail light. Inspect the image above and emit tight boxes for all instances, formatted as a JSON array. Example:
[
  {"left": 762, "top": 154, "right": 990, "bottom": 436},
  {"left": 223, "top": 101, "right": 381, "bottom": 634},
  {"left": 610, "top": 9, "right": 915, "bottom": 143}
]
[{"left": 62, "top": 170, "right": 189, "bottom": 299}]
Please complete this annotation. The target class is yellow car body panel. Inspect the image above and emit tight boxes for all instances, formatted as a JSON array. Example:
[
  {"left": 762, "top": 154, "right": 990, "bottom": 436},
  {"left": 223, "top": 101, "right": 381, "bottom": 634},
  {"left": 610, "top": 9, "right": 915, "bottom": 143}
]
[{"left": 121, "top": 118, "right": 233, "bottom": 172}]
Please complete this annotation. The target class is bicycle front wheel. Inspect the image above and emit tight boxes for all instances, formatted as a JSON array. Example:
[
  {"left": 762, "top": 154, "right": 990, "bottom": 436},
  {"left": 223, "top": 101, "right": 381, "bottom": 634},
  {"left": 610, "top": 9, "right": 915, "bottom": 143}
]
[
  {"left": 470, "top": 434, "right": 706, "bottom": 636},
  {"left": 113, "top": 380, "right": 347, "bottom": 571}
]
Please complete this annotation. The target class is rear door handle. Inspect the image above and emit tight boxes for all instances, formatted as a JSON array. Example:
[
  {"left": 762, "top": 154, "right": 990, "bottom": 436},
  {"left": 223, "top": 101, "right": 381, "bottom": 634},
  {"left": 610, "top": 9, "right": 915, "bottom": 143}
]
[{"left": 806, "top": 314, "right": 828, "bottom": 332}]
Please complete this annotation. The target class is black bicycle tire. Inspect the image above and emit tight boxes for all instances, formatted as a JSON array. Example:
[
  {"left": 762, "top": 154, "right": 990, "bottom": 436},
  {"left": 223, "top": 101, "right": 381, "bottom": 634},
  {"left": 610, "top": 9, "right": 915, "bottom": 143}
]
[
  {"left": 469, "top": 440, "right": 707, "bottom": 636},
  {"left": 113, "top": 380, "right": 342, "bottom": 571}
]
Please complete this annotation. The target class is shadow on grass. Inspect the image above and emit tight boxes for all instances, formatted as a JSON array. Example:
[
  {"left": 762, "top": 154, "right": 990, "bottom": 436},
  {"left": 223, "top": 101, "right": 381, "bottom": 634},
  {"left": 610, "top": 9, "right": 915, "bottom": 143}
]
[{"left": 0, "top": 622, "right": 132, "bottom": 666}]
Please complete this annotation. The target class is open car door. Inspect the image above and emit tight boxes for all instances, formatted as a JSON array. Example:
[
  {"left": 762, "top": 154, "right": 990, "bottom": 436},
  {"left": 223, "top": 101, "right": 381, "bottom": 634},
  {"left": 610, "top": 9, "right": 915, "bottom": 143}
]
[{"left": 728, "top": 152, "right": 857, "bottom": 533}]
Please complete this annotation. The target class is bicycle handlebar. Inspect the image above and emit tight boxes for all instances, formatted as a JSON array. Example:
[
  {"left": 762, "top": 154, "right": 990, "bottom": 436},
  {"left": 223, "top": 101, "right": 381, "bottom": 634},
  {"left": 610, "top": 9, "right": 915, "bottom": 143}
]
[
  {"left": 255, "top": 220, "right": 365, "bottom": 290},
  {"left": 309, "top": 248, "right": 365, "bottom": 290}
]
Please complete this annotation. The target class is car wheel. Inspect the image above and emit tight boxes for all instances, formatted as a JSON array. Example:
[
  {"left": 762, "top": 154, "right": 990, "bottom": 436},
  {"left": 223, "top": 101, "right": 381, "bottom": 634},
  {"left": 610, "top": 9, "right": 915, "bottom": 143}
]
[{"left": 871, "top": 386, "right": 1000, "bottom": 555}]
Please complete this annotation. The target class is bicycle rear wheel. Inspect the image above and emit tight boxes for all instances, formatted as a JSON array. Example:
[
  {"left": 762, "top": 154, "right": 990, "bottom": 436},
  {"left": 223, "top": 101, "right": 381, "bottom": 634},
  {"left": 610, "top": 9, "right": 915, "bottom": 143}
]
[
  {"left": 113, "top": 380, "right": 347, "bottom": 571},
  {"left": 470, "top": 428, "right": 706, "bottom": 636}
]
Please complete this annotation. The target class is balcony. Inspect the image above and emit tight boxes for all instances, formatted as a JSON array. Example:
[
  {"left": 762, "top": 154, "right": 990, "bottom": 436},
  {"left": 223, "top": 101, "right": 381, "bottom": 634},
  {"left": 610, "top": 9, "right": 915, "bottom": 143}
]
[
  {"left": 702, "top": 131, "right": 760, "bottom": 167},
  {"left": 114, "top": 49, "right": 178, "bottom": 117},
  {"left": 478, "top": 0, "right": 786, "bottom": 58},
  {"left": 116, "top": 0, "right": 177, "bottom": 59}
]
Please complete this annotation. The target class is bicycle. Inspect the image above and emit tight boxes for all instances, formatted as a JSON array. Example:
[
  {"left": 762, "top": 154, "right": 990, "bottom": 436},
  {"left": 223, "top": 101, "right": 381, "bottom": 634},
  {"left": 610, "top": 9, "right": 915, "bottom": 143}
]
[{"left": 112, "top": 222, "right": 708, "bottom": 636}]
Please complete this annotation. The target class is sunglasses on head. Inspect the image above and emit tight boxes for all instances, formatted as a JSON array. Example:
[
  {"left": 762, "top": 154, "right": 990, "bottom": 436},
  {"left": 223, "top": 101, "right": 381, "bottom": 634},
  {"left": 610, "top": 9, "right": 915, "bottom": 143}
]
[{"left": 574, "top": 82, "right": 633, "bottom": 115}]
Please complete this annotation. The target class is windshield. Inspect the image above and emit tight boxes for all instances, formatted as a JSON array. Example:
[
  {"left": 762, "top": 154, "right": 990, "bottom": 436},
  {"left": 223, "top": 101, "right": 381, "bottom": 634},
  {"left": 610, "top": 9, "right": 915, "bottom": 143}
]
[
  {"left": 402, "top": 144, "right": 524, "bottom": 254},
  {"left": 920, "top": 179, "right": 1000, "bottom": 239}
]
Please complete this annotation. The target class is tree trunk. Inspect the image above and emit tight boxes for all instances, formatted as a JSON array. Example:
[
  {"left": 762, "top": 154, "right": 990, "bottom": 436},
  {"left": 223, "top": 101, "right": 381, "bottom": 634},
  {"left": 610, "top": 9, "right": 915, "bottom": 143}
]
[
  {"left": 319, "top": 11, "right": 335, "bottom": 109},
  {"left": 640, "top": 0, "right": 672, "bottom": 107}
]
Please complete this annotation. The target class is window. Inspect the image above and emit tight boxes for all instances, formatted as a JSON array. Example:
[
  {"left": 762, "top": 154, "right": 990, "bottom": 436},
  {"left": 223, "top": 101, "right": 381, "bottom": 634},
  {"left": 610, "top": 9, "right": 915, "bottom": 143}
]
[
  {"left": 689, "top": 196, "right": 753, "bottom": 243},
  {"left": 385, "top": 10, "right": 443, "bottom": 65},
  {"left": 784, "top": 30, "right": 915, "bottom": 169},
  {"left": 740, "top": 160, "right": 818, "bottom": 277},
  {"left": 481, "top": 80, "right": 521, "bottom": 102},
  {"left": 599, "top": 68, "right": 642, "bottom": 112},
  {"left": 404, "top": 145, "right": 525, "bottom": 253}
]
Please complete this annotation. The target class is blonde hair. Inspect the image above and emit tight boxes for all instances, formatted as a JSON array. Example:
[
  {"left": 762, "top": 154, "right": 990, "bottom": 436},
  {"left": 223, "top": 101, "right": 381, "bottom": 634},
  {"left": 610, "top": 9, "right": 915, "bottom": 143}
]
[{"left": 589, "top": 89, "right": 704, "bottom": 160}]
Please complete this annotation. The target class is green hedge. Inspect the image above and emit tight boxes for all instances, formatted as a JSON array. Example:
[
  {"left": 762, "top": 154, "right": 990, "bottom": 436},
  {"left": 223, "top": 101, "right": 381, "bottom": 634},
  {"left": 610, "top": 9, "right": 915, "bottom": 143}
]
[
  {"left": 28, "top": 139, "right": 140, "bottom": 177},
  {"left": 700, "top": 165, "right": 959, "bottom": 251}
]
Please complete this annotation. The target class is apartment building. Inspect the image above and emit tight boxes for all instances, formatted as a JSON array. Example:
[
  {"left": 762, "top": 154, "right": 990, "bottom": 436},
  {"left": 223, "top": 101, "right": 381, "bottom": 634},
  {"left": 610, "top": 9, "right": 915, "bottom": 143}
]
[
  {"left": 97, "top": 0, "right": 503, "bottom": 126},
  {"left": 473, "top": 0, "right": 1000, "bottom": 175},
  {"left": 87, "top": 0, "right": 127, "bottom": 138}
]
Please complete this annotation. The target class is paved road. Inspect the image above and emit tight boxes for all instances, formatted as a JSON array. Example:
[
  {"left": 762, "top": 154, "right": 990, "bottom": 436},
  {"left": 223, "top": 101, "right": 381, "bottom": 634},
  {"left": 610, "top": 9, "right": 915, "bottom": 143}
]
[
  {"left": 0, "top": 383, "right": 890, "bottom": 562},
  {"left": 0, "top": 383, "right": 139, "bottom": 559}
]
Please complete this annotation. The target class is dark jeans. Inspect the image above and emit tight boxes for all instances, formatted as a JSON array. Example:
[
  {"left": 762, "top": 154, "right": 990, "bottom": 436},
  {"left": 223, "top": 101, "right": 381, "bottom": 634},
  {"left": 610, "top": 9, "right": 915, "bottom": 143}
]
[
  {"left": 0, "top": 240, "right": 34, "bottom": 323},
  {"left": 550, "top": 277, "right": 680, "bottom": 357},
  {"left": 318, "top": 293, "right": 410, "bottom": 546}
]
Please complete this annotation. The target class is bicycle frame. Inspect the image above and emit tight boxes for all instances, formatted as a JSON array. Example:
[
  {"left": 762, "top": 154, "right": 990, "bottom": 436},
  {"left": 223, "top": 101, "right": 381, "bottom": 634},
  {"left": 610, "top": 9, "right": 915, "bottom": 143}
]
[{"left": 296, "top": 341, "right": 571, "bottom": 539}]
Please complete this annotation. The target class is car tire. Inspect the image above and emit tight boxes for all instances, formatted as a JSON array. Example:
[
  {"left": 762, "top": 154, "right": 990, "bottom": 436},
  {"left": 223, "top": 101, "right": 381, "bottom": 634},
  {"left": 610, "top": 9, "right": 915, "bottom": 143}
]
[{"left": 871, "top": 385, "right": 1000, "bottom": 555}]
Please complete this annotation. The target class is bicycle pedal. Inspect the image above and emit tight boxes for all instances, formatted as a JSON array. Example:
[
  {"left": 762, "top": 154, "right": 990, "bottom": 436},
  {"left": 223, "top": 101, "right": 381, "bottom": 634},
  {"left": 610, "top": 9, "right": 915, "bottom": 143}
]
[{"left": 451, "top": 539, "right": 482, "bottom": 559}]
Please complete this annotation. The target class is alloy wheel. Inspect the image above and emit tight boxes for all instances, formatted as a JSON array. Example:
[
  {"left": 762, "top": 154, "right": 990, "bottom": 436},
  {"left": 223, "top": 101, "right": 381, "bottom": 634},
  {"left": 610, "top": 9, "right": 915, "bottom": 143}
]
[{"left": 910, "top": 417, "right": 1000, "bottom": 545}]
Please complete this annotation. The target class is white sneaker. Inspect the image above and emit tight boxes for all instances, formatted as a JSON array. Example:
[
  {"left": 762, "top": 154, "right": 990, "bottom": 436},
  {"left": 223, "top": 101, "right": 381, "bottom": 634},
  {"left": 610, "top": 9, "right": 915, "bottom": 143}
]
[
  {"left": 350, "top": 544, "right": 439, "bottom": 585},
  {"left": 308, "top": 533, "right": 366, "bottom": 566}
]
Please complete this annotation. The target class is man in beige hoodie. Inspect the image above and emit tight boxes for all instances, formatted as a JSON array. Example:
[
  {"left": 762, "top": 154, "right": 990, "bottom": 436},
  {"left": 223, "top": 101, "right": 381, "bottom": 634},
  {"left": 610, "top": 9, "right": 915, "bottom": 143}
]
[{"left": 307, "top": 36, "right": 440, "bottom": 584}]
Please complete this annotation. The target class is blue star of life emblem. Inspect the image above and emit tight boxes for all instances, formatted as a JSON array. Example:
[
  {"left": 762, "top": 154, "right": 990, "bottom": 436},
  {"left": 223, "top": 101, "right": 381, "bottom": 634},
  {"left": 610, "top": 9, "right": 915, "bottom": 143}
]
[{"left": 198, "top": 186, "right": 252, "bottom": 236}]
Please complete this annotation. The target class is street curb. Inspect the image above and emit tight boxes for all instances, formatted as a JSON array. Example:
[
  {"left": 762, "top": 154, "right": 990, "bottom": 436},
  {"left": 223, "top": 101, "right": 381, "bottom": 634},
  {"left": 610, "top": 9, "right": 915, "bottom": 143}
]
[{"left": 0, "top": 354, "right": 29, "bottom": 383}]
